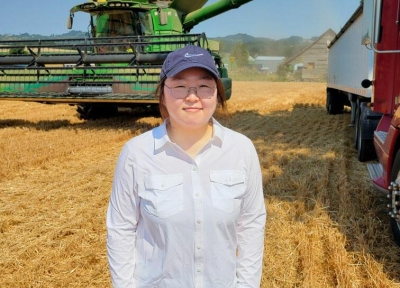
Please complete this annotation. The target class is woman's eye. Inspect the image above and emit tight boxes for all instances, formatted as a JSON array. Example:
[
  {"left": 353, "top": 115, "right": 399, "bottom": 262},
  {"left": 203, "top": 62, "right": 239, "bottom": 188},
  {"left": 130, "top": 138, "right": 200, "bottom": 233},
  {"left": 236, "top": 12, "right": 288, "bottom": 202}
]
[{"left": 199, "top": 84, "right": 212, "bottom": 88}]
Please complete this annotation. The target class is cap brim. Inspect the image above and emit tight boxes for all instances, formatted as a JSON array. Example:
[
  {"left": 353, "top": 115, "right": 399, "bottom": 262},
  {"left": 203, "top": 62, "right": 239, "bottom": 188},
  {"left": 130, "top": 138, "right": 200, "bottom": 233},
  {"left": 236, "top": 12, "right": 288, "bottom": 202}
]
[{"left": 164, "top": 63, "right": 219, "bottom": 79}]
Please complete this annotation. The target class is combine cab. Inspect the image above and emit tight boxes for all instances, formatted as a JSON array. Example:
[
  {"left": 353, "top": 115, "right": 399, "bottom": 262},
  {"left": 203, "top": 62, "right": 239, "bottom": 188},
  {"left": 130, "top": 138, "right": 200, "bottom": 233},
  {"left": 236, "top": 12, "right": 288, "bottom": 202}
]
[{"left": 0, "top": 0, "right": 253, "bottom": 119}]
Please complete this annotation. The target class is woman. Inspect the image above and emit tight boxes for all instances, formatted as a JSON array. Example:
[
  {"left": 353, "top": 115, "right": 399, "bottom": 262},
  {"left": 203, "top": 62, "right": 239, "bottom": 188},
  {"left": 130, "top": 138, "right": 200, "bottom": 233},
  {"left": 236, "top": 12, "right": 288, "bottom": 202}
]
[{"left": 106, "top": 45, "right": 266, "bottom": 288}]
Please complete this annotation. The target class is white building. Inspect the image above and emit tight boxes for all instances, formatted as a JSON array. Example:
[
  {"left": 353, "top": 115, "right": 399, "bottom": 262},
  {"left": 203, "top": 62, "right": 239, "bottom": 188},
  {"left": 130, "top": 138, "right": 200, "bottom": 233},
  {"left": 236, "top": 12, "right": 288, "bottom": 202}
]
[{"left": 255, "top": 56, "right": 286, "bottom": 73}]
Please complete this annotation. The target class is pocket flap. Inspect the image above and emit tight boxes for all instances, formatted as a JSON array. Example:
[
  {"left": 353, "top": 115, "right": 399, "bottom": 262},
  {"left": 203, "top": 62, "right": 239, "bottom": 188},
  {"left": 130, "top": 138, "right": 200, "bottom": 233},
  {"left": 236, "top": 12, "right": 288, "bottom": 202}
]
[
  {"left": 210, "top": 171, "right": 245, "bottom": 186},
  {"left": 144, "top": 174, "right": 183, "bottom": 191}
]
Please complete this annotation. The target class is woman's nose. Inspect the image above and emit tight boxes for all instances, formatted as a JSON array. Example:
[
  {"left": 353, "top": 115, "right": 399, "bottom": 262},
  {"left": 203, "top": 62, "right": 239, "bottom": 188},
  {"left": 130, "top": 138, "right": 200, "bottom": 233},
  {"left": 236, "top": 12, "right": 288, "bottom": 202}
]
[{"left": 185, "top": 88, "right": 200, "bottom": 101}]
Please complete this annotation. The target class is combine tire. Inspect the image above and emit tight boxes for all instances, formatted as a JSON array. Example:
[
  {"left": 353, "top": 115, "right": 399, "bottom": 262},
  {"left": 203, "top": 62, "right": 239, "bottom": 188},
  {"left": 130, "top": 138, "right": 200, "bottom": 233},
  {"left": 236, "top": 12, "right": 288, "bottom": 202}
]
[{"left": 77, "top": 105, "right": 118, "bottom": 120}]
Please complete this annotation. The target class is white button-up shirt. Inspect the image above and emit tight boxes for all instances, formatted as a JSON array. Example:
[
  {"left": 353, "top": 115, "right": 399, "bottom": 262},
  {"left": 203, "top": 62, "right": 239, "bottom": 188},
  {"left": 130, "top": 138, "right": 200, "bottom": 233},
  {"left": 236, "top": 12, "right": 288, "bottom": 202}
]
[{"left": 106, "top": 118, "right": 266, "bottom": 288}]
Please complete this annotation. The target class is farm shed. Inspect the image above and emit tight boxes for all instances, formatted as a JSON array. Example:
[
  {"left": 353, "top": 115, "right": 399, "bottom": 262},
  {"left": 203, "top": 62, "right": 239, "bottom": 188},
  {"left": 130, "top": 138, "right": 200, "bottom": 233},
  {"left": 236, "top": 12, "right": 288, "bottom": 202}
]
[
  {"left": 284, "top": 29, "right": 336, "bottom": 81},
  {"left": 255, "top": 56, "right": 286, "bottom": 73}
]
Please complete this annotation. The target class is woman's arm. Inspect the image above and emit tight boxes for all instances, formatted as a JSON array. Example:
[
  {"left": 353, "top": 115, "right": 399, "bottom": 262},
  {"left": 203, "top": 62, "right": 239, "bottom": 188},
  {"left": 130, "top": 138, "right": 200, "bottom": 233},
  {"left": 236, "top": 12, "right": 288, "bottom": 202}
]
[
  {"left": 236, "top": 144, "right": 267, "bottom": 288},
  {"left": 106, "top": 144, "right": 140, "bottom": 288}
]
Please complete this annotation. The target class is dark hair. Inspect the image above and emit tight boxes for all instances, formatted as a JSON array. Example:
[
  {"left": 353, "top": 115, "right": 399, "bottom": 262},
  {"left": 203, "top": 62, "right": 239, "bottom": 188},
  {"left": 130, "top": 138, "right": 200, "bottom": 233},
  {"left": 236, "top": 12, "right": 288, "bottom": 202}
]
[{"left": 155, "top": 76, "right": 228, "bottom": 120}]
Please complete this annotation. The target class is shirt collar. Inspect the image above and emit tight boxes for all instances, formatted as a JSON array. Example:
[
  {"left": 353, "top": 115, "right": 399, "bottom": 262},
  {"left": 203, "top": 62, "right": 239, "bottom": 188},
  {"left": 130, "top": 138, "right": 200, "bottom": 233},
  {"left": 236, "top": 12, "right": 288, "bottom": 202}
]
[
  {"left": 153, "top": 118, "right": 225, "bottom": 153},
  {"left": 153, "top": 119, "right": 170, "bottom": 152},
  {"left": 211, "top": 118, "right": 224, "bottom": 148}
]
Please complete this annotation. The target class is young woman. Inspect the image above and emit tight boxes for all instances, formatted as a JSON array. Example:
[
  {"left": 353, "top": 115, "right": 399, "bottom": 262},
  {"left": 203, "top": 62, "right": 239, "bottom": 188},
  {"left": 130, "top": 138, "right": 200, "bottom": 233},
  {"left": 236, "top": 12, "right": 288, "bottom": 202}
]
[{"left": 106, "top": 45, "right": 266, "bottom": 288}]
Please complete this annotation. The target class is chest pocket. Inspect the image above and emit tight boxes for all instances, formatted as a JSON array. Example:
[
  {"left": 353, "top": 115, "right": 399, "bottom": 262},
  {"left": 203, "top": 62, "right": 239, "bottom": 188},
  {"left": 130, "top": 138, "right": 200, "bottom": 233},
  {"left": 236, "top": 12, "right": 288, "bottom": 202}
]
[
  {"left": 210, "top": 171, "right": 246, "bottom": 213},
  {"left": 140, "top": 174, "right": 184, "bottom": 219}
]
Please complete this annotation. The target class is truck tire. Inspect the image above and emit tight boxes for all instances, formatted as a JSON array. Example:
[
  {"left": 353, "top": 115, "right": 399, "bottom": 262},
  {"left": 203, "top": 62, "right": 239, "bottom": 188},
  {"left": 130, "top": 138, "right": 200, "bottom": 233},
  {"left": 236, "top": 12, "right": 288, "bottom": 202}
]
[
  {"left": 326, "top": 90, "right": 344, "bottom": 115},
  {"left": 390, "top": 150, "right": 400, "bottom": 246},
  {"left": 354, "top": 100, "right": 361, "bottom": 149},
  {"left": 356, "top": 118, "right": 373, "bottom": 161}
]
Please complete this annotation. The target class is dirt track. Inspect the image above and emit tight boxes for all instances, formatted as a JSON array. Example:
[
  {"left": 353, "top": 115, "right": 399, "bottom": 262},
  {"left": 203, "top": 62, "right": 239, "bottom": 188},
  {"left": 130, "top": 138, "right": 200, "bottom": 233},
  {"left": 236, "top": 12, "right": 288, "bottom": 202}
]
[{"left": 1, "top": 82, "right": 400, "bottom": 287}]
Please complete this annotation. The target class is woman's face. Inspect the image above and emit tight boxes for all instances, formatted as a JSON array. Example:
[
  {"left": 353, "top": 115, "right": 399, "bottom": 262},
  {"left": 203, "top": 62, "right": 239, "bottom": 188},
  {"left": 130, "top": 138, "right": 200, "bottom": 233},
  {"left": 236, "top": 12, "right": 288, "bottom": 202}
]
[{"left": 163, "top": 67, "right": 217, "bottom": 131}]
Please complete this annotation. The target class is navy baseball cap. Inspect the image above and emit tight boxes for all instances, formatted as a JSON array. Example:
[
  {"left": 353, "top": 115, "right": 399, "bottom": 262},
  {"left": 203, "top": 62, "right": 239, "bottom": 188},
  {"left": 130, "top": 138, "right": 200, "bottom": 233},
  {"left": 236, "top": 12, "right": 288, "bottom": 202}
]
[{"left": 160, "top": 45, "right": 219, "bottom": 80}]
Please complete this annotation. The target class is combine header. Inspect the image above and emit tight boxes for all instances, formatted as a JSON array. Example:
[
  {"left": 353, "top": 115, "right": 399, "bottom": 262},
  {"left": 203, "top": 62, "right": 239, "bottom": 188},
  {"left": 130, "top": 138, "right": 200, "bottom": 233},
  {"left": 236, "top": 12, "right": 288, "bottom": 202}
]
[{"left": 0, "top": 0, "right": 253, "bottom": 119}]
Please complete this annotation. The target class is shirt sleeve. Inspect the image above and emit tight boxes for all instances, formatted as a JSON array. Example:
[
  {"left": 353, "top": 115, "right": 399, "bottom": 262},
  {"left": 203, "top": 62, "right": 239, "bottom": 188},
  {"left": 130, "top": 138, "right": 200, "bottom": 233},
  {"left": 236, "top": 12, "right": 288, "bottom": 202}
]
[
  {"left": 236, "top": 143, "right": 267, "bottom": 288},
  {"left": 106, "top": 143, "right": 140, "bottom": 288}
]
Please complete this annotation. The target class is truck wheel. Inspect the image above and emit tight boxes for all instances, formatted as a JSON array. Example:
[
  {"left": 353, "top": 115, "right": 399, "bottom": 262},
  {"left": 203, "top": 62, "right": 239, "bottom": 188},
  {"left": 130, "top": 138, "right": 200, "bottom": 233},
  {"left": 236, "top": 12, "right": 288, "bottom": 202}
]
[
  {"left": 354, "top": 100, "right": 360, "bottom": 149},
  {"left": 390, "top": 150, "right": 400, "bottom": 246},
  {"left": 326, "top": 90, "right": 334, "bottom": 114},
  {"left": 326, "top": 90, "right": 344, "bottom": 115},
  {"left": 356, "top": 117, "right": 371, "bottom": 161}
]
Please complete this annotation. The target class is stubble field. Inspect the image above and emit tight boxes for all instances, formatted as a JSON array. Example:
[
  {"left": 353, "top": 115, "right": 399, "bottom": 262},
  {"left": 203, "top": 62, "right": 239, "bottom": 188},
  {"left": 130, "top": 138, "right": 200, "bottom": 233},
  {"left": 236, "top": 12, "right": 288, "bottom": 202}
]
[{"left": 1, "top": 82, "right": 400, "bottom": 287}]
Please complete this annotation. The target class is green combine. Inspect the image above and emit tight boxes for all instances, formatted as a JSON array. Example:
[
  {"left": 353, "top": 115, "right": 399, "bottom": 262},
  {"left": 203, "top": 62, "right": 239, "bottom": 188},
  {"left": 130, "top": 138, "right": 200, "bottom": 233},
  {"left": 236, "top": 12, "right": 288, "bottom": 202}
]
[{"left": 0, "top": 0, "right": 252, "bottom": 119}]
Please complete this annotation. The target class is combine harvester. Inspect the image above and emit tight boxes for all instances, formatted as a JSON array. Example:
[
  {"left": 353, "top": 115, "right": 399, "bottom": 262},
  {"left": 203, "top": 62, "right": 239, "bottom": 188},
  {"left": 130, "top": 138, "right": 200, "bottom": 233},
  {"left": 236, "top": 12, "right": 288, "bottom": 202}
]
[
  {"left": 327, "top": 0, "right": 400, "bottom": 245},
  {"left": 0, "top": 0, "right": 252, "bottom": 119}
]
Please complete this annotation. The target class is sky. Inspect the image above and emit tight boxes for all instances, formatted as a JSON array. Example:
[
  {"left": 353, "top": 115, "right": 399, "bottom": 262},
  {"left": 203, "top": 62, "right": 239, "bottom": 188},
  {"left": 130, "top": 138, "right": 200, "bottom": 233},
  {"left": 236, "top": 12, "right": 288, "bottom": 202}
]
[{"left": 0, "top": 0, "right": 361, "bottom": 39}]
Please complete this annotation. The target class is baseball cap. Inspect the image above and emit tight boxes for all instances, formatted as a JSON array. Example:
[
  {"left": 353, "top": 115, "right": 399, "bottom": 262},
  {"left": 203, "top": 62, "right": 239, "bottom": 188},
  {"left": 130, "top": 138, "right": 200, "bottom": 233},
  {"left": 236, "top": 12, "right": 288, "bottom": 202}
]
[{"left": 160, "top": 45, "right": 220, "bottom": 80}]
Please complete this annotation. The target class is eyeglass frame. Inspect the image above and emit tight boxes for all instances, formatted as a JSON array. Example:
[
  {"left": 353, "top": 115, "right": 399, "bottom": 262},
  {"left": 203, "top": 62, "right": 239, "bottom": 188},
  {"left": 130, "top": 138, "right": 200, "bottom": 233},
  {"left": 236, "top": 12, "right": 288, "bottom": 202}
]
[{"left": 164, "top": 84, "right": 216, "bottom": 99}]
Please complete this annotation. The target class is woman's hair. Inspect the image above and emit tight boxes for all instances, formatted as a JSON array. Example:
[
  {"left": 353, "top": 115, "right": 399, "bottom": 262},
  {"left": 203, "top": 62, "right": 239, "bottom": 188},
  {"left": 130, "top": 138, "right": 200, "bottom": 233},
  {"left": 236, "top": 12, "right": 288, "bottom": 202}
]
[{"left": 155, "top": 74, "right": 228, "bottom": 120}]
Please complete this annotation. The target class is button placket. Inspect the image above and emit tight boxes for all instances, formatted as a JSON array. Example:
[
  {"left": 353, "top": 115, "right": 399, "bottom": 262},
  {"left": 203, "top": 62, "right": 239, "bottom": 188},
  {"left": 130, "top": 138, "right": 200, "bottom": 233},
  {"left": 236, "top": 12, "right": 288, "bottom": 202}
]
[{"left": 191, "top": 163, "right": 203, "bottom": 287}]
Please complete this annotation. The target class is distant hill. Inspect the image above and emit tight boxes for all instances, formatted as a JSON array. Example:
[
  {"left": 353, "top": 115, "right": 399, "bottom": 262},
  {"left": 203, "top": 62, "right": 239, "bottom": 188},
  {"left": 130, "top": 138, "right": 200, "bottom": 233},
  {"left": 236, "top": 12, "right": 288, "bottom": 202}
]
[
  {"left": 214, "top": 33, "right": 318, "bottom": 58},
  {"left": 0, "top": 31, "right": 318, "bottom": 58},
  {"left": 0, "top": 30, "right": 88, "bottom": 40},
  {"left": 214, "top": 32, "right": 318, "bottom": 43}
]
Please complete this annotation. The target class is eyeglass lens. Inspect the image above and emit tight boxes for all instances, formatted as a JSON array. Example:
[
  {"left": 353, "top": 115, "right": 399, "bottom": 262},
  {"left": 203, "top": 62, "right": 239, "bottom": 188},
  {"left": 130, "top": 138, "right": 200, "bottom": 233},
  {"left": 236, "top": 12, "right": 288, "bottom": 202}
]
[{"left": 165, "top": 85, "right": 215, "bottom": 99}]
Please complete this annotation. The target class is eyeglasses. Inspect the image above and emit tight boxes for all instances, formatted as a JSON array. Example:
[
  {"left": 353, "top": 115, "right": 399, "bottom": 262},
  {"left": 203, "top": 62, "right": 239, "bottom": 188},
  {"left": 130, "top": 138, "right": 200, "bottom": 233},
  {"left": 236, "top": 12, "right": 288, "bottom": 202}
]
[{"left": 164, "top": 84, "right": 216, "bottom": 99}]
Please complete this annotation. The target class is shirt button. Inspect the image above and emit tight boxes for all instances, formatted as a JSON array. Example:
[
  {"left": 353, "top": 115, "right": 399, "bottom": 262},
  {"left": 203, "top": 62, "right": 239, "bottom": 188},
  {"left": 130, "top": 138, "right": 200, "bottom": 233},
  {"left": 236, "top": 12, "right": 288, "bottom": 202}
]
[
  {"left": 197, "top": 269, "right": 201, "bottom": 272},
  {"left": 192, "top": 167, "right": 198, "bottom": 171},
  {"left": 197, "top": 246, "right": 201, "bottom": 249},
  {"left": 195, "top": 193, "right": 200, "bottom": 197},
  {"left": 197, "top": 220, "right": 201, "bottom": 224}
]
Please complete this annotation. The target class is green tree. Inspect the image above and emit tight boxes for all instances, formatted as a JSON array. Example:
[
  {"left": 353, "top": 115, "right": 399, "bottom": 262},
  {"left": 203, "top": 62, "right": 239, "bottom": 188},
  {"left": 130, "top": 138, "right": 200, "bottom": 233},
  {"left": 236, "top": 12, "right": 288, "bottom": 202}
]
[
  {"left": 9, "top": 47, "right": 27, "bottom": 55},
  {"left": 277, "top": 63, "right": 290, "bottom": 81},
  {"left": 230, "top": 42, "right": 249, "bottom": 67}
]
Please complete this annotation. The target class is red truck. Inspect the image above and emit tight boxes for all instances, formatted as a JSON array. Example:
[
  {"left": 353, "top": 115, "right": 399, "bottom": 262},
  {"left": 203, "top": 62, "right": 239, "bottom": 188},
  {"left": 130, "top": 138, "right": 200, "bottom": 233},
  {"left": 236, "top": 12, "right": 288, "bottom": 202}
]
[{"left": 327, "top": 0, "right": 400, "bottom": 245}]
